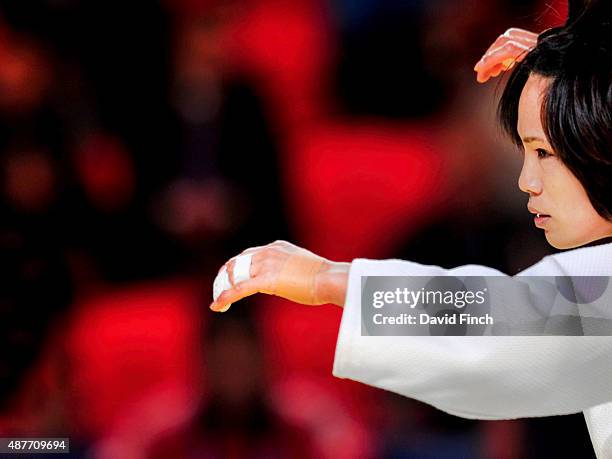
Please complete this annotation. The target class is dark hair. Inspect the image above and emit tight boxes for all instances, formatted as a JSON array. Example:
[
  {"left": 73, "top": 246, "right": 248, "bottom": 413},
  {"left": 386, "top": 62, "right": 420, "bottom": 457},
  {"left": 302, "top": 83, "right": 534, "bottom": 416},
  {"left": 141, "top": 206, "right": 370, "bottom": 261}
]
[{"left": 498, "top": 0, "right": 612, "bottom": 220}]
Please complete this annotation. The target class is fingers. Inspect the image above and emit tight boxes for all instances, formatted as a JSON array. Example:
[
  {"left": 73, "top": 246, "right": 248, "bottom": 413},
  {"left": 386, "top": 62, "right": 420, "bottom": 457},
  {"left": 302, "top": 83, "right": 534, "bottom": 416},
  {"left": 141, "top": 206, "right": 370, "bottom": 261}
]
[
  {"left": 211, "top": 242, "right": 279, "bottom": 311},
  {"left": 218, "top": 245, "right": 264, "bottom": 275},
  {"left": 212, "top": 265, "right": 231, "bottom": 303},
  {"left": 219, "top": 240, "right": 287, "bottom": 277},
  {"left": 209, "top": 240, "right": 299, "bottom": 312},
  {"left": 222, "top": 241, "right": 285, "bottom": 269},
  {"left": 226, "top": 258, "right": 237, "bottom": 287},
  {"left": 210, "top": 277, "right": 263, "bottom": 312},
  {"left": 233, "top": 252, "right": 253, "bottom": 284},
  {"left": 219, "top": 251, "right": 254, "bottom": 299}
]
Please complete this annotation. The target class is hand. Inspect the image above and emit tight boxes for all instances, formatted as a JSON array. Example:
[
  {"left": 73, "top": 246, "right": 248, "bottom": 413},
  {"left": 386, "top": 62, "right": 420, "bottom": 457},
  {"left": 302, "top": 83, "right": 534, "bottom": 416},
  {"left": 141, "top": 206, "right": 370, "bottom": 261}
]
[
  {"left": 210, "top": 240, "right": 350, "bottom": 312},
  {"left": 474, "top": 28, "right": 538, "bottom": 83}
]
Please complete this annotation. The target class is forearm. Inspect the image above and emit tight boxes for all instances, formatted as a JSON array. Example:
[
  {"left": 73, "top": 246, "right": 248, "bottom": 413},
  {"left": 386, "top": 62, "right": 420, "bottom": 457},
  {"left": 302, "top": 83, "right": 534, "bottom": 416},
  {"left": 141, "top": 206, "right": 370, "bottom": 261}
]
[{"left": 333, "top": 256, "right": 612, "bottom": 419}]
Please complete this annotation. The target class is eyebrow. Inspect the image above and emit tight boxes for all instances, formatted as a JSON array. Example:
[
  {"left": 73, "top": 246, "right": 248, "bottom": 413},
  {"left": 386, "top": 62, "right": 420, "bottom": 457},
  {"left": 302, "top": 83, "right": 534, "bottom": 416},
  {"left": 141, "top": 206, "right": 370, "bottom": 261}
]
[{"left": 522, "top": 136, "right": 545, "bottom": 144}]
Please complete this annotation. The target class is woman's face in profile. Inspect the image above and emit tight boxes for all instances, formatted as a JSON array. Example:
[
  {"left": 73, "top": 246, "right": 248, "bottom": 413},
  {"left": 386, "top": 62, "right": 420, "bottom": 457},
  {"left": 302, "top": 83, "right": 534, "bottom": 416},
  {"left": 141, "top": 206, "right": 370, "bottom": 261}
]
[{"left": 516, "top": 74, "right": 612, "bottom": 249}]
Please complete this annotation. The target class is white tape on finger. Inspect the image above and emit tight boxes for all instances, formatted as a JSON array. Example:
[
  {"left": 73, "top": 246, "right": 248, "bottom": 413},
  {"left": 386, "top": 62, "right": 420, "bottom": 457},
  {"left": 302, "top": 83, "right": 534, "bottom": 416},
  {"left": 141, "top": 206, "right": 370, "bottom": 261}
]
[
  {"left": 233, "top": 253, "right": 253, "bottom": 284},
  {"left": 213, "top": 266, "right": 232, "bottom": 302}
]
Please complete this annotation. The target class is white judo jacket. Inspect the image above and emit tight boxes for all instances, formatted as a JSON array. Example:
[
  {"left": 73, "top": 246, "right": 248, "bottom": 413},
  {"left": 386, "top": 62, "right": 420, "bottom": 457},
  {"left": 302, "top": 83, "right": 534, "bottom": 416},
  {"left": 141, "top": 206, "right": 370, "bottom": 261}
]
[{"left": 333, "top": 241, "right": 612, "bottom": 458}]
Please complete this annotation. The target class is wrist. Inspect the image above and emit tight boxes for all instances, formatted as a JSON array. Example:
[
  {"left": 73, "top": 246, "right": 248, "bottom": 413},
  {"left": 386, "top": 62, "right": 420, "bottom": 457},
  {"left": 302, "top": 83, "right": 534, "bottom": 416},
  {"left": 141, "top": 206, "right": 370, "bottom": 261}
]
[{"left": 316, "top": 261, "right": 351, "bottom": 307}]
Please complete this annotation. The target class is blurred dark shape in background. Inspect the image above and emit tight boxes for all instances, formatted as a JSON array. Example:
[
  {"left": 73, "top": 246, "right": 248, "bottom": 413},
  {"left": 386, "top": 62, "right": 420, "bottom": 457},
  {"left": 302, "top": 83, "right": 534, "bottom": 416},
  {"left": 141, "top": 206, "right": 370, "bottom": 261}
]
[
  {"left": 147, "top": 306, "right": 319, "bottom": 459},
  {"left": 333, "top": 0, "right": 447, "bottom": 118},
  {"left": 0, "top": 221, "right": 71, "bottom": 414},
  {"left": 0, "top": 0, "right": 594, "bottom": 457}
]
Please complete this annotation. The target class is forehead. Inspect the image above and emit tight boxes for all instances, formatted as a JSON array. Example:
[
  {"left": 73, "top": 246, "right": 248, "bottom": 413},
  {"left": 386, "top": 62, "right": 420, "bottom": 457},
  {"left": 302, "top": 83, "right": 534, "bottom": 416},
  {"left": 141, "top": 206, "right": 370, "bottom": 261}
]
[{"left": 517, "top": 74, "right": 551, "bottom": 140}]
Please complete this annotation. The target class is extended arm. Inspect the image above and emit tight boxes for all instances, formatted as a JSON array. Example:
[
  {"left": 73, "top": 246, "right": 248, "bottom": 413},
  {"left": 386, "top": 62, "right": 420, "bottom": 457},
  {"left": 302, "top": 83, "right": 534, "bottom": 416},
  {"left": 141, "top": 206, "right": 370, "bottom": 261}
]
[{"left": 332, "top": 255, "right": 612, "bottom": 420}]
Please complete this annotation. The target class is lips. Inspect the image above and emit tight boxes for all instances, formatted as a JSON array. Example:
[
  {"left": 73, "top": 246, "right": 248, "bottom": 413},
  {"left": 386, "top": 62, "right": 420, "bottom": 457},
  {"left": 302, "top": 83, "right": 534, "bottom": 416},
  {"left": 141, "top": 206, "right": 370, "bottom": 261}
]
[
  {"left": 528, "top": 206, "right": 551, "bottom": 228},
  {"left": 528, "top": 206, "right": 550, "bottom": 218},
  {"left": 534, "top": 215, "right": 550, "bottom": 229}
]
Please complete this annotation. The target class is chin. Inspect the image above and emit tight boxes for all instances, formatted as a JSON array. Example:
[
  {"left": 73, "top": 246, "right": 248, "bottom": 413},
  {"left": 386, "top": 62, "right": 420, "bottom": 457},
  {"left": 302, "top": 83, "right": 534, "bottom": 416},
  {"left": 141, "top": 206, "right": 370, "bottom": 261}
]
[
  {"left": 545, "top": 232, "right": 606, "bottom": 250},
  {"left": 545, "top": 233, "right": 581, "bottom": 250}
]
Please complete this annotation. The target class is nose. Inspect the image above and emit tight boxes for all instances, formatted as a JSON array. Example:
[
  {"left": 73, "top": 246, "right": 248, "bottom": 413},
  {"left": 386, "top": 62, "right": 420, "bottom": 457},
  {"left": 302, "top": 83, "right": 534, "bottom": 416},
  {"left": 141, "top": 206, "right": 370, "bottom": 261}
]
[{"left": 518, "top": 155, "right": 543, "bottom": 195}]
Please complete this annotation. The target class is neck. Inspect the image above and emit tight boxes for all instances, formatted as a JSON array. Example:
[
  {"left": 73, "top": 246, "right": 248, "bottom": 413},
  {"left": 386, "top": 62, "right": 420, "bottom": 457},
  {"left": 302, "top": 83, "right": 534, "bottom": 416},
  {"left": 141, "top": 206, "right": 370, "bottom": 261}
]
[{"left": 582, "top": 236, "right": 612, "bottom": 248}]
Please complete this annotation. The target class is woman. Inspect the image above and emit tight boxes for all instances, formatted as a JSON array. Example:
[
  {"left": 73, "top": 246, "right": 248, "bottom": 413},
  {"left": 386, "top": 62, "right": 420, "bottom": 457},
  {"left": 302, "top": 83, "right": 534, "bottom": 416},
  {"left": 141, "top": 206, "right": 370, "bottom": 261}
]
[{"left": 210, "top": 1, "right": 612, "bottom": 457}]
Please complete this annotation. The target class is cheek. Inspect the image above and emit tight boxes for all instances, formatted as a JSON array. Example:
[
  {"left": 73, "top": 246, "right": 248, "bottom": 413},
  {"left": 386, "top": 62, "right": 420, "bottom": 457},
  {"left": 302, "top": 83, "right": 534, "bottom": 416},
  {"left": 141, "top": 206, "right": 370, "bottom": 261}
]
[
  {"left": 544, "top": 162, "right": 588, "bottom": 214},
  {"left": 545, "top": 163, "right": 609, "bottom": 239}
]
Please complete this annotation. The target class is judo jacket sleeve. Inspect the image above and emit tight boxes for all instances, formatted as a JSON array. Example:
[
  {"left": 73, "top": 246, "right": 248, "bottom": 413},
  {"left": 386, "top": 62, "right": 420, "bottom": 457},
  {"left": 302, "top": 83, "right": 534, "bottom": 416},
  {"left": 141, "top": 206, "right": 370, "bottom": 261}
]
[{"left": 332, "top": 242, "right": 612, "bottom": 458}]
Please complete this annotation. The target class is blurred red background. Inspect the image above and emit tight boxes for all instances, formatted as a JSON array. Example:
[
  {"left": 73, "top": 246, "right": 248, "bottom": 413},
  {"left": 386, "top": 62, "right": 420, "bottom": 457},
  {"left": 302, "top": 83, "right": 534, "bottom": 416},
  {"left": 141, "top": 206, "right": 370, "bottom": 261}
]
[{"left": 2, "top": 1, "right": 591, "bottom": 458}]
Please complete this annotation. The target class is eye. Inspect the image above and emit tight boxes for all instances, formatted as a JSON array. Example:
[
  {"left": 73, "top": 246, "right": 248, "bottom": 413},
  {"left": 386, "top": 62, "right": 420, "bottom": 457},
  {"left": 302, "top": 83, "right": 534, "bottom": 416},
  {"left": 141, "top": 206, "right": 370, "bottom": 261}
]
[{"left": 536, "top": 148, "right": 553, "bottom": 159}]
